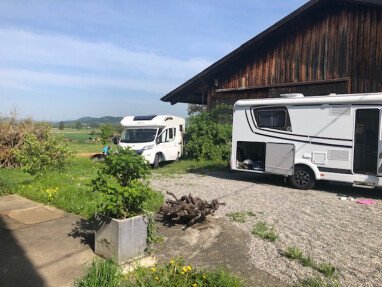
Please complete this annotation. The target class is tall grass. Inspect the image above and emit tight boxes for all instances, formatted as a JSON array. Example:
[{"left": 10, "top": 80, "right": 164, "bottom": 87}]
[{"left": 75, "top": 259, "right": 122, "bottom": 287}]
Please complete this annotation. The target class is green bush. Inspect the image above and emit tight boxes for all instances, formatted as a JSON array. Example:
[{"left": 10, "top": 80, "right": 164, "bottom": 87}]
[
  {"left": 94, "top": 175, "right": 160, "bottom": 219},
  {"left": 14, "top": 133, "right": 74, "bottom": 176},
  {"left": 102, "top": 147, "right": 150, "bottom": 186},
  {"left": 185, "top": 104, "right": 232, "bottom": 161},
  {"left": 92, "top": 147, "right": 162, "bottom": 219}
]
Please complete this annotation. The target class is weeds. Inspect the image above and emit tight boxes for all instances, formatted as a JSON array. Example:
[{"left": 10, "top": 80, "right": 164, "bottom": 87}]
[
  {"left": 75, "top": 259, "right": 123, "bottom": 287},
  {"left": 76, "top": 258, "right": 243, "bottom": 287},
  {"left": 251, "top": 221, "right": 278, "bottom": 242},
  {"left": 125, "top": 257, "right": 243, "bottom": 287},
  {"left": 284, "top": 246, "right": 337, "bottom": 278},
  {"left": 226, "top": 211, "right": 256, "bottom": 223},
  {"left": 297, "top": 276, "right": 341, "bottom": 287}
]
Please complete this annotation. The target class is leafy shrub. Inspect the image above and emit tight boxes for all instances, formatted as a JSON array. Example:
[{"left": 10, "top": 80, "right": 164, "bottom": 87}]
[
  {"left": 0, "top": 112, "right": 51, "bottom": 168},
  {"left": 94, "top": 176, "right": 159, "bottom": 219},
  {"left": 102, "top": 147, "right": 150, "bottom": 186},
  {"left": 14, "top": 133, "right": 74, "bottom": 176},
  {"left": 185, "top": 104, "right": 232, "bottom": 161},
  {"left": 92, "top": 147, "right": 162, "bottom": 219}
]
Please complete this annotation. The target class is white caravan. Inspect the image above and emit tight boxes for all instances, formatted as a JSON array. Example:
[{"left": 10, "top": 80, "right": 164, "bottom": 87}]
[
  {"left": 118, "top": 115, "right": 185, "bottom": 167},
  {"left": 231, "top": 92, "right": 382, "bottom": 189}
]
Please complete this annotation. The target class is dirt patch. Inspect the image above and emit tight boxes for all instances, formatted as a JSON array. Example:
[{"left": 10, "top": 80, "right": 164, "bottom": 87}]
[
  {"left": 154, "top": 216, "right": 286, "bottom": 287},
  {"left": 151, "top": 171, "right": 382, "bottom": 287}
]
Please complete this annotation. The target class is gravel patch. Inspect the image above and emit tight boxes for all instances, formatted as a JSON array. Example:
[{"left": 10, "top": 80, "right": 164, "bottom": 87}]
[{"left": 150, "top": 171, "right": 382, "bottom": 287}]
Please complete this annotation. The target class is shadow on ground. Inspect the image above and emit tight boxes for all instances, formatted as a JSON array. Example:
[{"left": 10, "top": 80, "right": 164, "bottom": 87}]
[
  {"left": 191, "top": 169, "right": 382, "bottom": 200},
  {"left": 68, "top": 216, "right": 104, "bottom": 251},
  {"left": 0, "top": 216, "right": 45, "bottom": 287}
]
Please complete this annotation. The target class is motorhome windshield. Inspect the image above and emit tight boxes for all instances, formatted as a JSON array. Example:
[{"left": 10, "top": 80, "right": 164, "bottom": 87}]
[{"left": 120, "top": 128, "right": 157, "bottom": 143}]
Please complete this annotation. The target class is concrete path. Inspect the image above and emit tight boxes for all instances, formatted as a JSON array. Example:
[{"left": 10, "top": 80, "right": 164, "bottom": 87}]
[{"left": 0, "top": 195, "right": 95, "bottom": 287}]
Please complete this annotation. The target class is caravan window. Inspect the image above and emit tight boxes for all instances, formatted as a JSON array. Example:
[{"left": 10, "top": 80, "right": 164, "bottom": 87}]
[{"left": 253, "top": 107, "right": 291, "bottom": 131}]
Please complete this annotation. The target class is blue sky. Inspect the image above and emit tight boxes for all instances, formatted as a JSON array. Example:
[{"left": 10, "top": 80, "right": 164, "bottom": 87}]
[{"left": 0, "top": 0, "right": 307, "bottom": 121}]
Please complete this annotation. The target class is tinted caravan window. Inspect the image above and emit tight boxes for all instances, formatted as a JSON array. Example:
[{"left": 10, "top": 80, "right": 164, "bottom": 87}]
[{"left": 253, "top": 107, "right": 291, "bottom": 131}]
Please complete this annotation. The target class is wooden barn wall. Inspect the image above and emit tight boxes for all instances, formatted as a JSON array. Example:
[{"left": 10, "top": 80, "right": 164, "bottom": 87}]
[{"left": 208, "top": 3, "right": 382, "bottom": 108}]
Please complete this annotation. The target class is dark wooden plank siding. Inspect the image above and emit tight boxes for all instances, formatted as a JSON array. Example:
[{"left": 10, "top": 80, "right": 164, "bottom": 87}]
[{"left": 208, "top": 2, "right": 382, "bottom": 110}]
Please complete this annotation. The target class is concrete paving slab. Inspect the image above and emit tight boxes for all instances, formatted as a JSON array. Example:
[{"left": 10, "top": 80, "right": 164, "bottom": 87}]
[
  {"left": 0, "top": 194, "right": 95, "bottom": 287},
  {"left": 7, "top": 206, "right": 65, "bottom": 225}
]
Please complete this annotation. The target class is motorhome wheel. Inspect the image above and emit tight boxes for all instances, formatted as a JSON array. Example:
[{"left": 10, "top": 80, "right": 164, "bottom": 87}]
[
  {"left": 289, "top": 165, "right": 315, "bottom": 190},
  {"left": 153, "top": 153, "right": 160, "bottom": 168}
]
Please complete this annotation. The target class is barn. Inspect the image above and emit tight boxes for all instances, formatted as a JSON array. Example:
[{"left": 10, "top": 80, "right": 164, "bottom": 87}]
[{"left": 161, "top": 0, "right": 382, "bottom": 110}]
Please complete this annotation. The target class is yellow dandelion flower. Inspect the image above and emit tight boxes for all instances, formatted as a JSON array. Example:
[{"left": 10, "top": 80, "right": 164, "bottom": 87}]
[
  {"left": 192, "top": 284, "right": 198, "bottom": 287},
  {"left": 202, "top": 274, "right": 207, "bottom": 279},
  {"left": 182, "top": 266, "right": 188, "bottom": 273},
  {"left": 155, "top": 276, "right": 159, "bottom": 281},
  {"left": 151, "top": 267, "right": 156, "bottom": 272},
  {"left": 169, "top": 259, "right": 175, "bottom": 265},
  {"left": 187, "top": 265, "right": 192, "bottom": 271}
]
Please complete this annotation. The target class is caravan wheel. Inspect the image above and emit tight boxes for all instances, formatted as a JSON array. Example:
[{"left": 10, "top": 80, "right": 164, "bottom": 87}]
[{"left": 289, "top": 165, "right": 315, "bottom": 190}]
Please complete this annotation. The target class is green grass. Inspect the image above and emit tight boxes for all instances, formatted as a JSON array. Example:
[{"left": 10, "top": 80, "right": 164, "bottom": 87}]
[
  {"left": 6, "top": 157, "right": 101, "bottom": 218},
  {"left": 251, "top": 221, "right": 278, "bottom": 242},
  {"left": 0, "top": 156, "right": 164, "bottom": 219},
  {"left": 75, "top": 259, "right": 122, "bottom": 287},
  {"left": 76, "top": 257, "right": 243, "bottom": 287},
  {"left": 284, "top": 246, "right": 337, "bottom": 278},
  {"left": 68, "top": 142, "right": 105, "bottom": 154},
  {"left": 154, "top": 159, "right": 228, "bottom": 175},
  {"left": 226, "top": 211, "right": 256, "bottom": 223},
  {"left": 297, "top": 277, "right": 341, "bottom": 287}
]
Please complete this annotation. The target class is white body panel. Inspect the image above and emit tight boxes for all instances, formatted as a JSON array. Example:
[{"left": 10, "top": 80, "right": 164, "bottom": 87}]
[
  {"left": 118, "top": 115, "right": 185, "bottom": 164},
  {"left": 231, "top": 92, "right": 382, "bottom": 188}
]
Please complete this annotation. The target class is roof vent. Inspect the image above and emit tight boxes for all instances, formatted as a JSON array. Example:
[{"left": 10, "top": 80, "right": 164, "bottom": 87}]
[
  {"left": 133, "top": 115, "right": 157, "bottom": 121},
  {"left": 280, "top": 93, "right": 304, "bottom": 98}
]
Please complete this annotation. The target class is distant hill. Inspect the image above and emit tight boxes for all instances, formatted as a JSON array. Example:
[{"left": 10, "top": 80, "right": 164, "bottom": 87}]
[{"left": 54, "top": 116, "right": 123, "bottom": 128}]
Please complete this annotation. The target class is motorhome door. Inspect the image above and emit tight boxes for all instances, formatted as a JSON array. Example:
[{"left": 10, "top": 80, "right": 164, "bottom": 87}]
[
  {"left": 265, "top": 143, "right": 294, "bottom": 175},
  {"left": 378, "top": 109, "right": 382, "bottom": 176}
]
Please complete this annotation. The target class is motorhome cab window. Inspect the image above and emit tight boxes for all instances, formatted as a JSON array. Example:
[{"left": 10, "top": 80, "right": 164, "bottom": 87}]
[
  {"left": 253, "top": 107, "right": 291, "bottom": 131},
  {"left": 160, "top": 128, "right": 176, "bottom": 143},
  {"left": 121, "top": 128, "right": 157, "bottom": 143}
]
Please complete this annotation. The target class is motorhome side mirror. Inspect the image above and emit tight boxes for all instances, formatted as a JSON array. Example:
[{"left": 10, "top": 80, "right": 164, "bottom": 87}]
[
  {"left": 156, "top": 137, "right": 161, "bottom": 144},
  {"left": 113, "top": 136, "right": 119, "bottom": 145}
]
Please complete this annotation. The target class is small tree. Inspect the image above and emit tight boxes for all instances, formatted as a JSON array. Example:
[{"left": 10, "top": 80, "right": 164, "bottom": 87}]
[
  {"left": 58, "top": 121, "right": 65, "bottom": 130},
  {"left": 100, "top": 124, "right": 114, "bottom": 145},
  {"left": 185, "top": 104, "right": 233, "bottom": 161},
  {"left": 187, "top": 104, "right": 207, "bottom": 115},
  {"left": 75, "top": 121, "right": 83, "bottom": 129}
]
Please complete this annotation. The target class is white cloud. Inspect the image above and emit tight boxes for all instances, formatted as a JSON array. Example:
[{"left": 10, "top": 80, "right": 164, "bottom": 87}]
[{"left": 0, "top": 28, "right": 211, "bottom": 93}]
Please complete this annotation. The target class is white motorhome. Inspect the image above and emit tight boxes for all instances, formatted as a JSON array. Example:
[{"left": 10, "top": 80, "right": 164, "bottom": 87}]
[
  {"left": 118, "top": 115, "right": 185, "bottom": 167},
  {"left": 231, "top": 92, "right": 382, "bottom": 189}
]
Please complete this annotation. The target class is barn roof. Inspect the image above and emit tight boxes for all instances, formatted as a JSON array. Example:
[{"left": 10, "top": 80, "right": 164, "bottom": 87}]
[{"left": 161, "top": 0, "right": 382, "bottom": 105}]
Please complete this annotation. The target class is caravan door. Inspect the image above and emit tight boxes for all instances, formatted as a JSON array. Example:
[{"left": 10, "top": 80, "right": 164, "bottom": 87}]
[
  {"left": 265, "top": 143, "right": 295, "bottom": 175},
  {"left": 378, "top": 109, "right": 382, "bottom": 176}
]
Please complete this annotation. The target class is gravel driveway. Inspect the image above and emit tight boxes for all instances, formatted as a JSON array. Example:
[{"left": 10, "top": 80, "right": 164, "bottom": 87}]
[{"left": 151, "top": 170, "right": 382, "bottom": 287}]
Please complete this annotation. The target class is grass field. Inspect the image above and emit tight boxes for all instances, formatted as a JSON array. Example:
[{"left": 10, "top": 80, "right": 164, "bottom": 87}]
[{"left": 51, "top": 128, "right": 105, "bottom": 154}]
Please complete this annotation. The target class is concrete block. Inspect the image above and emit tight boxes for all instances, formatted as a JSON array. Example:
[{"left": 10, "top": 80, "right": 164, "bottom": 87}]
[{"left": 95, "top": 215, "right": 148, "bottom": 264}]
